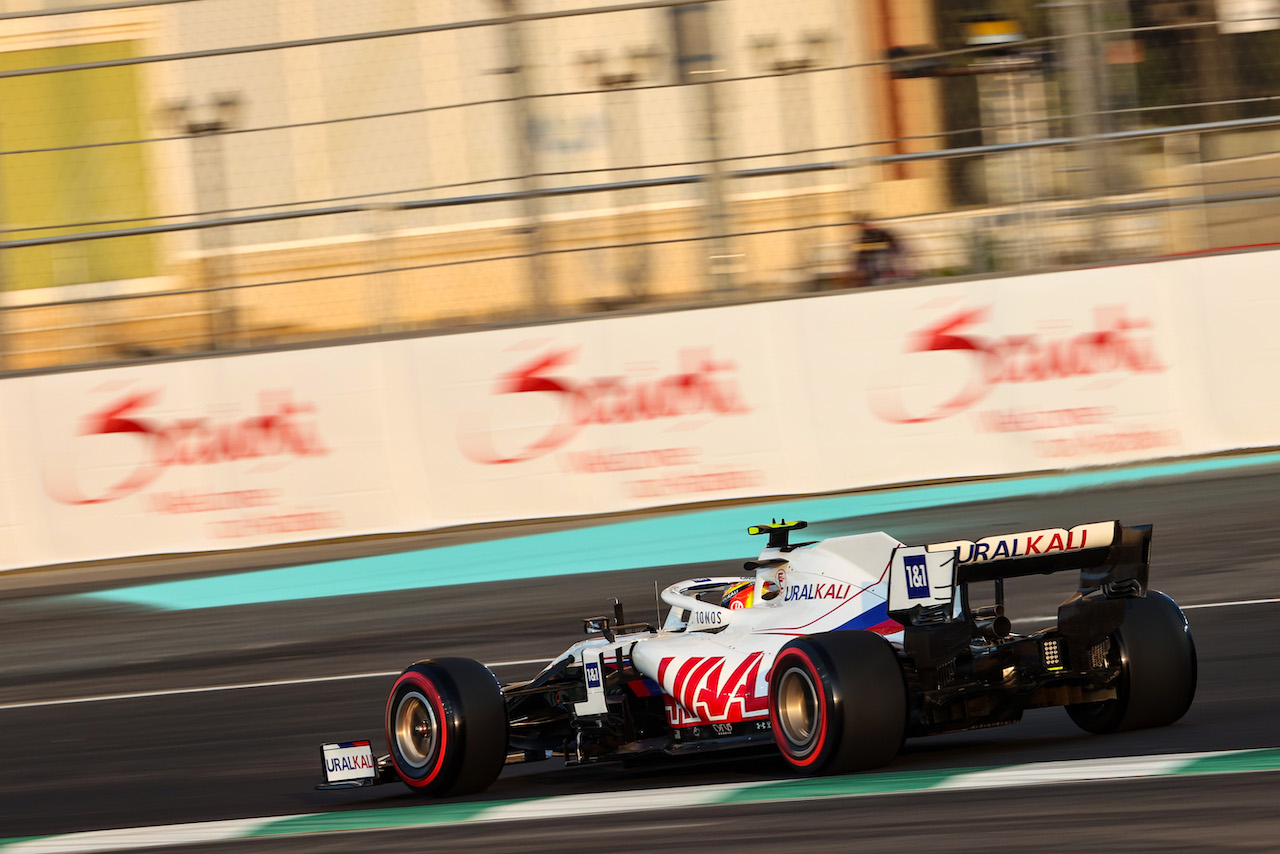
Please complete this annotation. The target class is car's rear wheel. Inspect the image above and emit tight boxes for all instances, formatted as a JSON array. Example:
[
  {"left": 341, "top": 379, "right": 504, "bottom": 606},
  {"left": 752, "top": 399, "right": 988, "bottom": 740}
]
[
  {"left": 385, "top": 658, "right": 508, "bottom": 795},
  {"left": 1067, "top": 591, "right": 1197, "bottom": 734},
  {"left": 769, "top": 631, "right": 907, "bottom": 775}
]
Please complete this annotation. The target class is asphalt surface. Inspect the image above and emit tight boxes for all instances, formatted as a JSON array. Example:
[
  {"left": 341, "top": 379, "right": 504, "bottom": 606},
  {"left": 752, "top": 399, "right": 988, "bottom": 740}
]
[{"left": 2, "top": 463, "right": 1279, "bottom": 851}]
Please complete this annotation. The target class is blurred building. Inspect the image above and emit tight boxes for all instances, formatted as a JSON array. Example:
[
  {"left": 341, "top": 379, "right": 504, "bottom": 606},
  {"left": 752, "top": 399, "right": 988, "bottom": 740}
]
[{"left": 0, "top": 0, "right": 1277, "bottom": 370}]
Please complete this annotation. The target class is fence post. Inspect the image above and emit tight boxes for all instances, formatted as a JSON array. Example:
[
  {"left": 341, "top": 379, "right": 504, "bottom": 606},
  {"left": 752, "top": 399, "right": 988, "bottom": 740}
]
[
  {"left": 500, "top": 0, "right": 551, "bottom": 316},
  {"left": 1053, "top": 0, "right": 1109, "bottom": 261},
  {"left": 673, "top": 2, "right": 736, "bottom": 296},
  {"left": 0, "top": 123, "right": 10, "bottom": 372},
  {"left": 167, "top": 94, "right": 243, "bottom": 351}
]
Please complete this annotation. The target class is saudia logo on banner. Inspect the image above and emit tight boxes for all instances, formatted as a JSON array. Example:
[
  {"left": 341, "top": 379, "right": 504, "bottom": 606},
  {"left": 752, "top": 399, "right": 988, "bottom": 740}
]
[
  {"left": 44, "top": 387, "right": 328, "bottom": 505},
  {"left": 459, "top": 347, "right": 751, "bottom": 465},
  {"left": 870, "top": 305, "right": 1167, "bottom": 424}
]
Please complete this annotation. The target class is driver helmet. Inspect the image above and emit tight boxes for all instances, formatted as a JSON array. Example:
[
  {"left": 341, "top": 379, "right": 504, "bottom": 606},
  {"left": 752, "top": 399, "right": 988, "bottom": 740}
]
[{"left": 722, "top": 580, "right": 755, "bottom": 610}]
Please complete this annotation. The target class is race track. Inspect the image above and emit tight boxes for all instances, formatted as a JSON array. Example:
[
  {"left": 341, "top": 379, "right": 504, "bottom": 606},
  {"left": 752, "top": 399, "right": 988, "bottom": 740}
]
[{"left": 2, "top": 461, "right": 1279, "bottom": 852}]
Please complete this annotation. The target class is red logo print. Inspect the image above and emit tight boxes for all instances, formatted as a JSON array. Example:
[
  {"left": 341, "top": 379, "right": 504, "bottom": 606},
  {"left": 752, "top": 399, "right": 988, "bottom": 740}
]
[
  {"left": 871, "top": 306, "right": 1166, "bottom": 424},
  {"left": 460, "top": 347, "right": 750, "bottom": 464},
  {"left": 45, "top": 388, "right": 328, "bottom": 505},
  {"left": 657, "top": 652, "right": 769, "bottom": 727}
]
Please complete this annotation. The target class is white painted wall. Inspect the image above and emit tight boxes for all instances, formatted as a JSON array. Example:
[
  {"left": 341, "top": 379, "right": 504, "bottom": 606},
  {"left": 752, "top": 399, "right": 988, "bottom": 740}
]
[{"left": 2, "top": 248, "right": 1276, "bottom": 571}]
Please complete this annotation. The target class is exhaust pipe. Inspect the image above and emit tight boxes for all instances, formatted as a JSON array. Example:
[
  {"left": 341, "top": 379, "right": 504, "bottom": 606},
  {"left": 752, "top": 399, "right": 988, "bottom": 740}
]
[{"left": 972, "top": 604, "right": 1011, "bottom": 639}]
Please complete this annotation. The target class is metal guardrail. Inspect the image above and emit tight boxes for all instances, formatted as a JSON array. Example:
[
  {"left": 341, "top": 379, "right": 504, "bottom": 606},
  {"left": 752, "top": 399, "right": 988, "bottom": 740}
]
[
  {"left": 870, "top": 114, "right": 1280, "bottom": 164},
  {"left": 2, "top": 130, "right": 1278, "bottom": 326},
  {"left": 6, "top": 110, "right": 1277, "bottom": 252},
  {"left": 0, "top": 161, "right": 845, "bottom": 251}
]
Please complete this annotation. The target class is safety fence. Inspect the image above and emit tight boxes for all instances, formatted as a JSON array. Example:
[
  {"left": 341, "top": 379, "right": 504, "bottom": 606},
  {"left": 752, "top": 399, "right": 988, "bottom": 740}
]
[{"left": 1, "top": 0, "right": 1279, "bottom": 373}]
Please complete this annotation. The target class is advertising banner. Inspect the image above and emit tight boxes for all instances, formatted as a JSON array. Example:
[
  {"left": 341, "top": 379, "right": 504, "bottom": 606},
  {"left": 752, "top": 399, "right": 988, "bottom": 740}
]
[
  {"left": 0, "top": 398, "right": 38, "bottom": 569},
  {"left": 408, "top": 304, "right": 801, "bottom": 522},
  {"left": 3, "top": 344, "right": 429, "bottom": 567},
  {"left": 2, "top": 249, "right": 1278, "bottom": 571},
  {"left": 1170, "top": 252, "right": 1280, "bottom": 448},
  {"left": 790, "top": 261, "right": 1216, "bottom": 491}
]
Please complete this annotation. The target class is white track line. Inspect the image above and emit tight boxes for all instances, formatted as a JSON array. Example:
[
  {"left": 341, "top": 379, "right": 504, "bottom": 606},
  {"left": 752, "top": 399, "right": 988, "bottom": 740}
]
[
  {"left": 1012, "top": 595, "right": 1280, "bottom": 625},
  {"left": 1183, "top": 597, "right": 1280, "bottom": 610},
  {"left": 0, "top": 658, "right": 547, "bottom": 711},
  {"left": 4, "top": 594, "right": 1277, "bottom": 712}
]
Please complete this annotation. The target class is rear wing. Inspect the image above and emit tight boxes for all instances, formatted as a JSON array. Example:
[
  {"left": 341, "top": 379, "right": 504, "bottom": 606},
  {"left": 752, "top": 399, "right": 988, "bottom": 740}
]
[
  {"left": 925, "top": 520, "right": 1151, "bottom": 597},
  {"left": 887, "top": 520, "right": 1153, "bottom": 672}
]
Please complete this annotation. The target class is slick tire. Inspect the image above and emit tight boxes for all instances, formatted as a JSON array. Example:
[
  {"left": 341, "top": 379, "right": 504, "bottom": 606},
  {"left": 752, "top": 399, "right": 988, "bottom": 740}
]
[
  {"left": 1067, "top": 591, "right": 1198, "bottom": 734},
  {"left": 769, "top": 631, "right": 907, "bottom": 775},
  {"left": 385, "top": 658, "right": 508, "bottom": 796}
]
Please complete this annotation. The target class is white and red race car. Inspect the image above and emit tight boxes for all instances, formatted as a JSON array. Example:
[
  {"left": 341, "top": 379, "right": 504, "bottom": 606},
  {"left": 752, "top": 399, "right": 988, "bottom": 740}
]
[{"left": 319, "top": 519, "right": 1196, "bottom": 795}]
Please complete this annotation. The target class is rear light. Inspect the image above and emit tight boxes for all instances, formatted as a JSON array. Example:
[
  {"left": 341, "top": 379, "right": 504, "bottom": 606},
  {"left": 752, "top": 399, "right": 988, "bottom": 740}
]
[{"left": 1041, "top": 637, "right": 1065, "bottom": 672}]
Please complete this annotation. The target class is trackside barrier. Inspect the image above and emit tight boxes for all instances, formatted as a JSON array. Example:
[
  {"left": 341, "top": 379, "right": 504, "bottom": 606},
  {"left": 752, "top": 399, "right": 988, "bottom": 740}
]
[{"left": 0, "top": 248, "right": 1276, "bottom": 570}]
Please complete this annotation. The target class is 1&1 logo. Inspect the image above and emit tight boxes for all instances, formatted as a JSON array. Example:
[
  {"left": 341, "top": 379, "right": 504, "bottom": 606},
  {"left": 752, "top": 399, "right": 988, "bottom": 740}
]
[{"left": 905, "top": 555, "right": 930, "bottom": 599}]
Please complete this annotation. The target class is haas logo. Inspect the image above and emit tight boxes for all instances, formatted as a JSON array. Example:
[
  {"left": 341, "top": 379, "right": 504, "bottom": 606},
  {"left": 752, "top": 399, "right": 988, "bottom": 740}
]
[
  {"left": 44, "top": 388, "right": 327, "bottom": 505},
  {"left": 657, "top": 652, "right": 768, "bottom": 727}
]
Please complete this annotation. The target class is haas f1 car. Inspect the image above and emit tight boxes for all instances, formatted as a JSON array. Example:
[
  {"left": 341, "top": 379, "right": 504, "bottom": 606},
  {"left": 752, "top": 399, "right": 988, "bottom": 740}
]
[{"left": 319, "top": 519, "right": 1196, "bottom": 795}]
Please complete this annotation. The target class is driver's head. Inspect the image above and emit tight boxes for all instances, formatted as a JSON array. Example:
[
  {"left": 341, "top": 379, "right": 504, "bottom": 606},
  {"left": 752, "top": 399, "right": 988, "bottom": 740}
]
[{"left": 722, "top": 580, "right": 754, "bottom": 610}]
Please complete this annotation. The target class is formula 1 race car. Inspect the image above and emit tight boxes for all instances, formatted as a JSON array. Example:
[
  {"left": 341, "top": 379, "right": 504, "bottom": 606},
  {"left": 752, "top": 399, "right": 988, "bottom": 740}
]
[{"left": 318, "top": 519, "right": 1197, "bottom": 795}]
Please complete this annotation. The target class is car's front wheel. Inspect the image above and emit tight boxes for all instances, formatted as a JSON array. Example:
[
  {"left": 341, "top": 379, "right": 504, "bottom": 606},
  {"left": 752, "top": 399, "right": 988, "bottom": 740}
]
[
  {"left": 769, "top": 630, "right": 907, "bottom": 775},
  {"left": 385, "top": 658, "right": 508, "bottom": 795}
]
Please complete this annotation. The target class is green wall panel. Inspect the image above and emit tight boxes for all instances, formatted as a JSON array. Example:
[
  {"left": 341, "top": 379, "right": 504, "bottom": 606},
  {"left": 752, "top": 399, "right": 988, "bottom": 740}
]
[{"left": 0, "top": 41, "right": 159, "bottom": 290}]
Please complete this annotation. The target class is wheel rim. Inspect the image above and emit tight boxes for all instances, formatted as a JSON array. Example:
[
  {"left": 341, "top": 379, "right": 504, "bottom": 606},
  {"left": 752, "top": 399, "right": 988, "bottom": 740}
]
[
  {"left": 393, "top": 690, "right": 440, "bottom": 769},
  {"left": 777, "top": 665, "right": 820, "bottom": 755}
]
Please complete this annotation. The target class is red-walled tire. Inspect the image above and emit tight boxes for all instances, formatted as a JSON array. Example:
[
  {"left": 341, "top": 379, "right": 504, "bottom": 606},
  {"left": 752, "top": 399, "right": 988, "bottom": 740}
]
[
  {"left": 385, "top": 658, "right": 508, "bottom": 796},
  {"left": 769, "top": 631, "right": 907, "bottom": 775}
]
